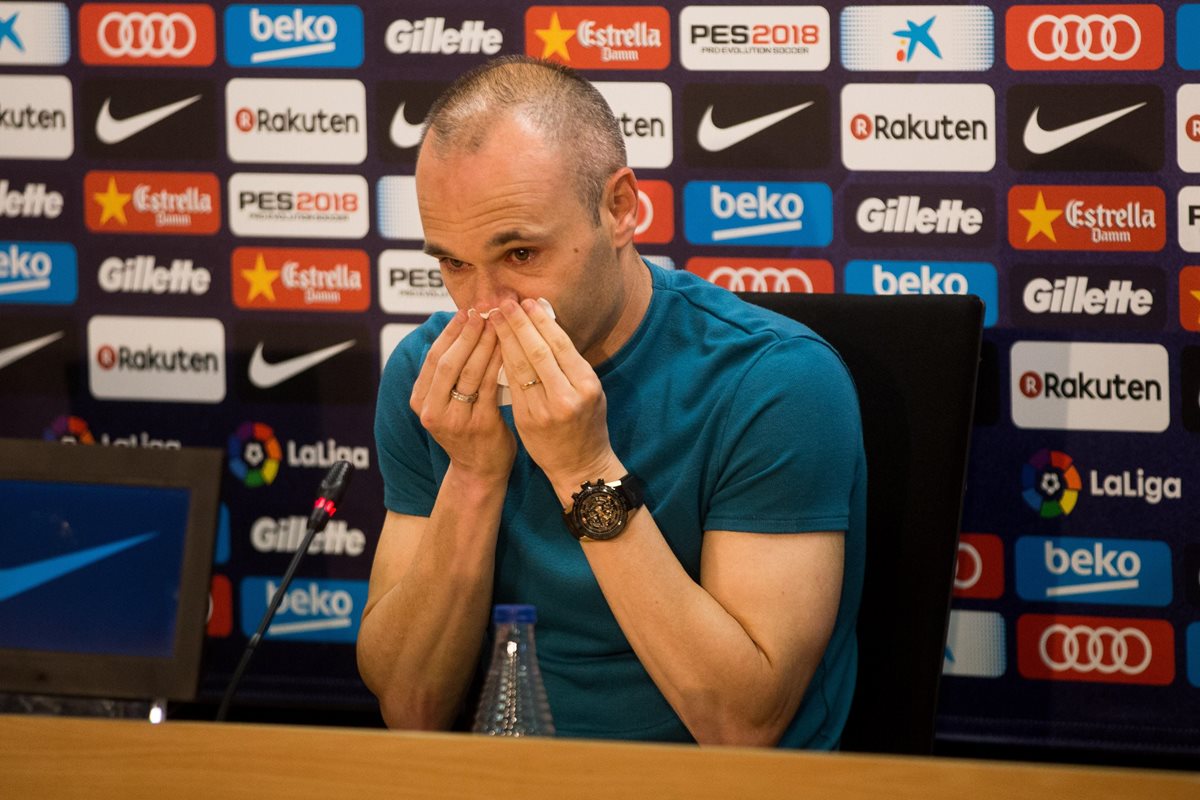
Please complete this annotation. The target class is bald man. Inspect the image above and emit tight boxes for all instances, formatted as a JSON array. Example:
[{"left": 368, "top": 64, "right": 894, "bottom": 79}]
[{"left": 359, "top": 56, "right": 866, "bottom": 748}]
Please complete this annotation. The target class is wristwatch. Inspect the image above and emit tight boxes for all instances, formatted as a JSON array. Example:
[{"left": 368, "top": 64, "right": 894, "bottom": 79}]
[{"left": 562, "top": 474, "right": 645, "bottom": 541}]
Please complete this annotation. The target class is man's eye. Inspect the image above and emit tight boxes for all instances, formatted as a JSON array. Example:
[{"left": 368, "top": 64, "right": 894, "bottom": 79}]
[
  {"left": 440, "top": 257, "right": 466, "bottom": 271},
  {"left": 510, "top": 248, "right": 533, "bottom": 263}
]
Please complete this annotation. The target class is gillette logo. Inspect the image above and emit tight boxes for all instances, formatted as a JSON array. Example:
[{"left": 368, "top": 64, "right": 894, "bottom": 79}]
[
  {"left": 684, "top": 181, "right": 832, "bottom": 246},
  {"left": 385, "top": 17, "right": 502, "bottom": 54}
]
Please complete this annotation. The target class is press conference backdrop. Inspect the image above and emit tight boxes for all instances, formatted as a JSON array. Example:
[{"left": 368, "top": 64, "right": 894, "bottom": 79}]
[{"left": 0, "top": 0, "right": 1197, "bottom": 756}]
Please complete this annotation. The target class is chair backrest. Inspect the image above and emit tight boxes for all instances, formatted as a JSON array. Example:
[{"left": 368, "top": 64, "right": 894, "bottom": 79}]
[{"left": 738, "top": 293, "right": 984, "bottom": 755}]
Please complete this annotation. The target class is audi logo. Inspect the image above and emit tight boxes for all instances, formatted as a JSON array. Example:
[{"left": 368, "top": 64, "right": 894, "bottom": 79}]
[
  {"left": 1027, "top": 14, "right": 1141, "bottom": 62},
  {"left": 1038, "top": 623, "right": 1152, "bottom": 675},
  {"left": 98, "top": 11, "right": 198, "bottom": 59},
  {"left": 706, "top": 266, "right": 813, "bottom": 293},
  {"left": 954, "top": 541, "right": 982, "bottom": 591}
]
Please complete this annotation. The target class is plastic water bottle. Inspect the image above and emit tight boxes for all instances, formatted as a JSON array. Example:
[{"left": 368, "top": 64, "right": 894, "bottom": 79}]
[{"left": 472, "top": 604, "right": 556, "bottom": 736}]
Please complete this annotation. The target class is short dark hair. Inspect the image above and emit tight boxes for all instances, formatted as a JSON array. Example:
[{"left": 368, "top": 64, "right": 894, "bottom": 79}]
[{"left": 422, "top": 56, "right": 627, "bottom": 223}]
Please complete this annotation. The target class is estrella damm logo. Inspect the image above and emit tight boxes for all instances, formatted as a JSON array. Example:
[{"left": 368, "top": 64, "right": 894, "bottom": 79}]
[{"left": 524, "top": 6, "right": 670, "bottom": 70}]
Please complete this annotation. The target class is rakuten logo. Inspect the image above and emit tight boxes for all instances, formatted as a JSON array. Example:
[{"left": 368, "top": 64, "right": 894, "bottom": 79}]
[
  {"left": 1012, "top": 341, "right": 1168, "bottom": 432},
  {"left": 842, "top": 84, "right": 994, "bottom": 171},
  {"left": 1017, "top": 536, "right": 1171, "bottom": 606},
  {"left": 240, "top": 577, "right": 367, "bottom": 642},
  {"left": 592, "top": 81, "right": 672, "bottom": 168},
  {"left": 98, "top": 255, "right": 211, "bottom": 295},
  {"left": 843, "top": 261, "right": 998, "bottom": 326},
  {"left": 1006, "top": 5, "right": 1163, "bottom": 71},
  {"left": 0, "top": 76, "right": 73, "bottom": 159},
  {"left": 683, "top": 181, "right": 832, "bottom": 247},
  {"left": 87, "top": 315, "right": 225, "bottom": 403},
  {"left": 224, "top": 5, "right": 363, "bottom": 68},
  {"left": 685, "top": 257, "right": 833, "bottom": 293},
  {"left": 378, "top": 249, "right": 454, "bottom": 315},
  {"left": 227, "top": 79, "right": 366, "bottom": 164},
  {"left": 250, "top": 516, "right": 365, "bottom": 557},
  {"left": 1017, "top": 613, "right": 1173, "bottom": 685},
  {"left": 385, "top": 17, "right": 502, "bottom": 55},
  {"left": 679, "top": 6, "right": 829, "bottom": 71}
]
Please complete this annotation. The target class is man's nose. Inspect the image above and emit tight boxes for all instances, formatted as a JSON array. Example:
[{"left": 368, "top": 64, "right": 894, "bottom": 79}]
[{"left": 468, "top": 273, "right": 518, "bottom": 316}]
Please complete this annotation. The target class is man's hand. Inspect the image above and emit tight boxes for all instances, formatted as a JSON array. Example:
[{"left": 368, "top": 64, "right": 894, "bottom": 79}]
[
  {"left": 410, "top": 309, "right": 515, "bottom": 480},
  {"left": 491, "top": 298, "right": 622, "bottom": 497}
]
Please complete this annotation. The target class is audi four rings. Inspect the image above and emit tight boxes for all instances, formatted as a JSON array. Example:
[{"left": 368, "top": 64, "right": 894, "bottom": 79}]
[
  {"left": 1027, "top": 14, "right": 1141, "bottom": 63},
  {"left": 98, "top": 11, "right": 198, "bottom": 59}
]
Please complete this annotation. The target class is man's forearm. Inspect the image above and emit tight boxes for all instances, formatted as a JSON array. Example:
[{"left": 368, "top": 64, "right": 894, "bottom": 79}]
[{"left": 357, "top": 466, "right": 506, "bottom": 729}]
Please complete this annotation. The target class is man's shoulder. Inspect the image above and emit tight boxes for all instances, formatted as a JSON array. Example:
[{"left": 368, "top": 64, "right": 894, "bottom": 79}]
[{"left": 380, "top": 312, "right": 453, "bottom": 388}]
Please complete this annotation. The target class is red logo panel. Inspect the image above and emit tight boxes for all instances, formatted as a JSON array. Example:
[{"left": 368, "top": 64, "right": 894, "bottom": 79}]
[
  {"left": 525, "top": 6, "right": 671, "bottom": 70},
  {"left": 634, "top": 180, "right": 673, "bottom": 244},
  {"left": 80, "top": 4, "right": 217, "bottom": 67},
  {"left": 207, "top": 574, "right": 232, "bottom": 638},
  {"left": 1181, "top": 267, "right": 1200, "bottom": 332},
  {"left": 954, "top": 533, "right": 1004, "bottom": 600},
  {"left": 686, "top": 258, "right": 834, "bottom": 294},
  {"left": 1006, "top": 5, "right": 1163, "bottom": 71},
  {"left": 232, "top": 247, "right": 371, "bottom": 312},
  {"left": 1017, "top": 613, "right": 1174, "bottom": 685},
  {"left": 1007, "top": 185, "right": 1165, "bottom": 252},
  {"left": 85, "top": 171, "right": 220, "bottom": 235}
]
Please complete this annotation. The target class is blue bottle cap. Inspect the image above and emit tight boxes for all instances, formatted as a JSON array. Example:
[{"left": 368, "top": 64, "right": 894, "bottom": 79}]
[{"left": 493, "top": 604, "right": 537, "bottom": 624}]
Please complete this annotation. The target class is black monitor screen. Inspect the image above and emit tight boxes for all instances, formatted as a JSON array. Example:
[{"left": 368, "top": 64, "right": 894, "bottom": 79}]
[{"left": 0, "top": 480, "right": 191, "bottom": 659}]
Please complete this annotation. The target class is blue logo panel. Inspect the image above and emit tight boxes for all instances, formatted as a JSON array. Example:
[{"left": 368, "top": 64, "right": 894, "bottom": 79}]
[
  {"left": 683, "top": 181, "right": 832, "bottom": 247},
  {"left": 225, "top": 5, "right": 364, "bottom": 68},
  {"left": 0, "top": 241, "right": 76, "bottom": 305},
  {"left": 240, "top": 576, "right": 367, "bottom": 642},
  {"left": 1179, "top": 6, "right": 1200, "bottom": 69},
  {"left": 1015, "top": 536, "right": 1172, "bottom": 607},
  {"left": 844, "top": 259, "right": 997, "bottom": 326},
  {"left": 1188, "top": 624, "right": 1200, "bottom": 688}
]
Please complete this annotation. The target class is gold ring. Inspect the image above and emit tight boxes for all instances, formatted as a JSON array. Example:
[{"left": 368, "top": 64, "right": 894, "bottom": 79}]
[
  {"left": 450, "top": 385, "right": 479, "bottom": 404},
  {"left": 520, "top": 378, "right": 541, "bottom": 390}
]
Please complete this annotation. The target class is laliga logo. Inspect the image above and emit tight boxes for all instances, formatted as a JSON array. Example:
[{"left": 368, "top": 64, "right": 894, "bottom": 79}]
[
  {"left": 1022, "top": 448, "right": 1081, "bottom": 518},
  {"left": 43, "top": 415, "right": 95, "bottom": 445},
  {"left": 228, "top": 421, "right": 282, "bottom": 487}
]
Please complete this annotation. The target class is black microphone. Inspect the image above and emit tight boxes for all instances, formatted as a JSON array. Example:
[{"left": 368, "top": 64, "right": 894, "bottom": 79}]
[{"left": 215, "top": 460, "right": 355, "bottom": 722}]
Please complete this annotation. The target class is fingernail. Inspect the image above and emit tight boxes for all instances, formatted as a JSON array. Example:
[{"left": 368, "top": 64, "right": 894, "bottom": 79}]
[
  {"left": 467, "top": 307, "right": 478, "bottom": 318},
  {"left": 521, "top": 298, "right": 537, "bottom": 313}
]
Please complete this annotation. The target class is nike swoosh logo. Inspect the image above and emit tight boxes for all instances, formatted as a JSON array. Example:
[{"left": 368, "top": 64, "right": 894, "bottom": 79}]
[
  {"left": 696, "top": 101, "right": 814, "bottom": 152},
  {"left": 1022, "top": 102, "right": 1146, "bottom": 155},
  {"left": 248, "top": 339, "right": 356, "bottom": 389},
  {"left": 0, "top": 532, "right": 157, "bottom": 603},
  {"left": 0, "top": 331, "right": 64, "bottom": 371},
  {"left": 95, "top": 94, "right": 202, "bottom": 145},
  {"left": 389, "top": 102, "right": 426, "bottom": 149}
]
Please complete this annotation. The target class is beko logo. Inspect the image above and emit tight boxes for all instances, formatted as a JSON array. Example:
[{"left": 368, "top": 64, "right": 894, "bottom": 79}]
[
  {"left": 0, "top": 2, "right": 69, "bottom": 65},
  {"left": 1012, "top": 341, "right": 1168, "bottom": 432},
  {"left": 841, "top": 5, "right": 994, "bottom": 71},
  {"left": 378, "top": 250, "right": 454, "bottom": 315},
  {"left": 683, "top": 181, "right": 833, "bottom": 247},
  {"left": 386, "top": 17, "right": 502, "bottom": 55},
  {"left": 251, "top": 516, "right": 365, "bottom": 557},
  {"left": 88, "top": 315, "right": 225, "bottom": 403},
  {"left": 1005, "top": 5, "right": 1163, "bottom": 71},
  {"left": 842, "top": 84, "right": 994, "bottom": 171},
  {"left": 679, "top": 6, "right": 829, "bottom": 71},
  {"left": 1017, "top": 536, "right": 1172, "bottom": 606},
  {"left": 593, "top": 82, "right": 672, "bottom": 169},
  {"left": 0, "top": 180, "right": 62, "bottom": 219},
  {"left": 241, "top": 577, "right": 366, "bottom": 642},
  {"left": 227, "top": 79, "right": 366, "bottom": 165},
  {"left": 98, "top": 255, "right": 211, "bottom": 295},
  {"left": 229, "top": 173, "right": 369, "bottom": 239},
  {"left": 224, "top": 5, "right": 363, "bottom": 68},
  {"left": 0, "top": 75, "right": 72, "bottom": 159},
  {"left": 844, "top": 261, "right": 998, "bottom": 326},
  {"left": 80, "top": 4, "right": 216, "bottom": 66},
  {"left": 1012, "top": 264, "right": 1163, "bottom": 330},
  {"left": 0, "top": 241, "right": 77, "bottom": 305}
]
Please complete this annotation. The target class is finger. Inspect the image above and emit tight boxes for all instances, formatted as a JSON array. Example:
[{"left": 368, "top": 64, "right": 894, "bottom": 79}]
[
  {"left": 520, "top": 297, "right": 592, "bottom": 390},
  {"left": 412, "top": 310, "right": 468, "bottom": 406},
  {"left": 475, "top": 338, "right": 505, "bottom": 407},
  {"left": 427, "top": 310, "right": 487, "bottom": 409},
  {"left": 494, "top": 299, "right": 570, "bottom": 396},
  {"left": 454, "top": 322, "right": 498, "bottom": 397}
]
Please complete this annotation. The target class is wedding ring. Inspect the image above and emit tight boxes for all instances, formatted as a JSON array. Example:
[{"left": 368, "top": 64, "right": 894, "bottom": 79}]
[
  {"left": 450, "top": 385, "right": 479, "bottom": 404},
  {"left": 519, "top": 378, "right": 541, "bottom": 390}
]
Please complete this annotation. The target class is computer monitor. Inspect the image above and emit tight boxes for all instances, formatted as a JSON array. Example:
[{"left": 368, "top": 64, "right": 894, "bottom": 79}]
[{"left": 0, "top": 438, "right": 221, "bottom": 701}]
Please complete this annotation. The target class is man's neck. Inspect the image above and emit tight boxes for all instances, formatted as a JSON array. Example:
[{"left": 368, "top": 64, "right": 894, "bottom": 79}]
[{"left": 580, "top": 250, "right": 653, "bottom": 366}]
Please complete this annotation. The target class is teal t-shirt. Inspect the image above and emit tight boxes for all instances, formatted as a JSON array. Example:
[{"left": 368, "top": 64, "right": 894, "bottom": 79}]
[{"left": 375, "top": 261, "right": 866, "bottom": 748}]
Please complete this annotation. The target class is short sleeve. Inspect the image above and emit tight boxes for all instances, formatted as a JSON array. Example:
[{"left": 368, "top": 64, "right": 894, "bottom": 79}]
[
  {"left": 705, "top": 336, "right": 864, "bottom": 534},
  {"left": 374, "top": 321, "right": 444, "bottom": 516}
]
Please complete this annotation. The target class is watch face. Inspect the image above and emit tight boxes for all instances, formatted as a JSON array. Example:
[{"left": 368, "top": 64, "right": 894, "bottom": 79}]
[{"left": 576, "top": 488, "right": 626, "bottom": 540}]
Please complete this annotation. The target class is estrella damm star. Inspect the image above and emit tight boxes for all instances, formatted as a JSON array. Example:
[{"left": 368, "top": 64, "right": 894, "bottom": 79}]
[
  {"left": 535, "top": 12, "right": 575, "bottom": 61},
  {"left": 92, "top": 176, "right": 132, "bottom": 226},
  {"left": 1018, "top": 191, "right": 1062, "bottom": 243},
  {"left": 242, "top": 253, "right": 280, "bottom": 302}
]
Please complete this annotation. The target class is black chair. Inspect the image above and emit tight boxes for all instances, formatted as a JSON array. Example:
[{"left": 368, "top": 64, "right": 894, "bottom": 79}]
[{"left": 738, "top": 293, "right": 984, "bottom": 755}]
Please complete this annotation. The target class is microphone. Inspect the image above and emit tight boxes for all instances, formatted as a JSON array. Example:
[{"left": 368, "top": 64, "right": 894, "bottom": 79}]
[{"left": 215, "top": 460, "right": 355, "bottom": 722}]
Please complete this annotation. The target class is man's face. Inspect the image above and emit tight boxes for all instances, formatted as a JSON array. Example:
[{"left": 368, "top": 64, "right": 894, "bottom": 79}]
[{"left": 415, "top": 117, "right": 621, "bottom": 357}]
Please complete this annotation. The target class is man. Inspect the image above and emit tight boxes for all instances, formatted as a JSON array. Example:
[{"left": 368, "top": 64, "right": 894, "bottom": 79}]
[{"left": 359, "top": 56, "right": 866, "bottom": 748}]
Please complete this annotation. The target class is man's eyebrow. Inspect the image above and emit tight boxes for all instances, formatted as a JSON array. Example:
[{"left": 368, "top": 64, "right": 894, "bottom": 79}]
[
  {"left": 423, "top": 241, "right": 449, "bottom": 257},
  {"left": 487, "top": 229, "right": 538, "bottom": 248}
]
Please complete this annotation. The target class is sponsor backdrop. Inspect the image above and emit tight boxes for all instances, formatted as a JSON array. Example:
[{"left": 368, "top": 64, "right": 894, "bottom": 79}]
[{"left": 1, "top": 0, "right": 1198, "bottom": 755}]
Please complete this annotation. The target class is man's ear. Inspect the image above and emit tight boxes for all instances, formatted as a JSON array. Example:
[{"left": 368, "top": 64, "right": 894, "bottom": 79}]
[{"left": 605, "top": 167, "right": 639, "bottom": 248}]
